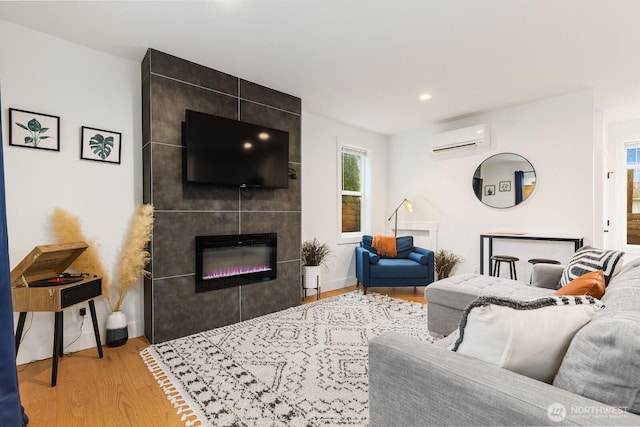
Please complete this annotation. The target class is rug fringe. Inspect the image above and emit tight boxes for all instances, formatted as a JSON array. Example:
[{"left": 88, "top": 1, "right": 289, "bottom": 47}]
[{"left": 140, "top": 347, "right": 207, "bottom": 427}]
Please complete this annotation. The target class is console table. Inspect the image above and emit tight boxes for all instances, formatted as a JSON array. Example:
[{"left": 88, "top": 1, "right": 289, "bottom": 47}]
[{"left": 480, "top": 233, "right": 584, "bottom": 275}]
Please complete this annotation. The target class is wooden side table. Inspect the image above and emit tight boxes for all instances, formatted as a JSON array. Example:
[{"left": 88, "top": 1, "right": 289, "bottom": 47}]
[
  {"left": 13, "top": 277, "right": 104, "bottom": 386},
  {"left": 10, "top": 242, "right": 105, "bottom": 387}
]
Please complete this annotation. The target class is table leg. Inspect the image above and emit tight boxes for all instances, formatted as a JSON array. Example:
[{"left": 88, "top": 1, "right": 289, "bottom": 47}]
[
  {"left": 15, "top": 312, "right": 27, "bottom": 354},
  {"left": 480, "top": 236, "right": 484, "bottom": 275},
  {"left": 488, "top": 238, "right": 494, "bottom": 276},
  {"left": 51, "top": 311, "right": 63, "bottom": 387},
  {"left": 59, "top": 311, "right": 64, "bottom": 357},
  {"left": 88, "top": 300, "right": 103, "bottom": 358}
]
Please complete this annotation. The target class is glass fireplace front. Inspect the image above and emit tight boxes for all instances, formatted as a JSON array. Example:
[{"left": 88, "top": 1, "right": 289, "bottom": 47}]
[{"left": 195, "top": 233, "right": 277, "bottom": 293}]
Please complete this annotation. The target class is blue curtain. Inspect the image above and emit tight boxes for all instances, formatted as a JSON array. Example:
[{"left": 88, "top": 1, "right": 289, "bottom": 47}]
[
  {"left": 0, "top": 88, "right": 28, "bottom": 425},
  {"left": 515, "top": 170, "right": 524, "bottom": 205}
]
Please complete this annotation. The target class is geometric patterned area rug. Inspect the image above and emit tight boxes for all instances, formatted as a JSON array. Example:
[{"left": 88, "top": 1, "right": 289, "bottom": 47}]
[{"left": 140, "top": 291, "right": 436, "bottom": 426}]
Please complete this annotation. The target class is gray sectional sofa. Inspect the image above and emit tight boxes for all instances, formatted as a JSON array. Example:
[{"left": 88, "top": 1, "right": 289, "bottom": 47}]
[{"left": 369, "top": 258, "right": 640, "bottom": 426}]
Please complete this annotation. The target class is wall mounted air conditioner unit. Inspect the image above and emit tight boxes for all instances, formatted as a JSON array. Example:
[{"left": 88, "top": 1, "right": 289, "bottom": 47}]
[{"left": 431, "top": 124, "right": 490, "bottom": 153}]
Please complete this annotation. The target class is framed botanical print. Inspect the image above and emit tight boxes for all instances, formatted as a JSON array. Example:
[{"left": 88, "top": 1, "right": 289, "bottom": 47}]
[{"left": 80, "top": 126, "right": 122, "bottom": 164}]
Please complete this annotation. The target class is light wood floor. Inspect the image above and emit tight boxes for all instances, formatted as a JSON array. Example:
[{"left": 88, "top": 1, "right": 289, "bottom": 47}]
[{"left": 18, "top": 286, "right": 425, "bottom": 426}]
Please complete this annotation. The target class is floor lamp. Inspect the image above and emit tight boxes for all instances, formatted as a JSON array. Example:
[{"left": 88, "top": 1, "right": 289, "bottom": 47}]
[{"left": 388, "top": 198, "right": 413, "bottom": 237}]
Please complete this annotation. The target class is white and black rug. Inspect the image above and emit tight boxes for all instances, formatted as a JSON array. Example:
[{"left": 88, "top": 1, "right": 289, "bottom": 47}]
[{"left": 141, "top": 291, "right": 435, "bottom": 426}]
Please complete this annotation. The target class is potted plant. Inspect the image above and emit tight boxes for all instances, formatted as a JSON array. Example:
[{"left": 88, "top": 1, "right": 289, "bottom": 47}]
[
  {"left": 434, "top": 249, "right": 463, "bottom": 280},
  {"left": 301, "top": 238, "right": 332, "bottom": 289}
]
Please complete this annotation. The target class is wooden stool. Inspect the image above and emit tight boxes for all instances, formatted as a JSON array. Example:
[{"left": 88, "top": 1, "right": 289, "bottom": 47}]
[
  {"left": 527, "top": 258, "right": 560, "bottom": 265},
  {"left": 491, "top": 255, "right": 519, "bottom": 280}
]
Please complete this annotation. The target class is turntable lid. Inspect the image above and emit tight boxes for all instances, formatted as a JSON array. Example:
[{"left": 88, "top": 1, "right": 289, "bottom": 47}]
[{"left": 10, "top": 241, "right": 88, "bottom": 287}]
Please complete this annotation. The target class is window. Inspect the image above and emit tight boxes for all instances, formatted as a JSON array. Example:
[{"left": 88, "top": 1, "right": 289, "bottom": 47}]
[
  {"left": 625, "top": 142, "right": 640, "bottom": 245},
  {"left": 340, "top": 146, "right": 366, "bottom": 240}
]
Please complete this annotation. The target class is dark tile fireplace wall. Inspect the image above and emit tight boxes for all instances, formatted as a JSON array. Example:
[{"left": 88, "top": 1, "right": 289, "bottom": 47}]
[{"left": 142, "top": 49, "right": 302, "bottom": 343}]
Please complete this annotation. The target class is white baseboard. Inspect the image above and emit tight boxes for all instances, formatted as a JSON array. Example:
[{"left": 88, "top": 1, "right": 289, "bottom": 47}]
[{"left": 317, "top": 276, "right": 357, "bottom": 293}]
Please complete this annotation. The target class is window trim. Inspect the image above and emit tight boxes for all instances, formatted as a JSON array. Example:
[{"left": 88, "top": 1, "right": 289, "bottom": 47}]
[
  {"left": 338, "top": 143, "right": 367, "bottom": 245},
  {"left": 615, "top": 135, "right": 640, "bottom": 252}
]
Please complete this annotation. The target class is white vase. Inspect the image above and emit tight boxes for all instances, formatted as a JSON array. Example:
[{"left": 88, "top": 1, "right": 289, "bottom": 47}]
[
  {"left": 303, "top": 265, "right": 320, "bottom": 289},
  {"left": 106, "top": 311, "right": 128, "bottom": 347}
]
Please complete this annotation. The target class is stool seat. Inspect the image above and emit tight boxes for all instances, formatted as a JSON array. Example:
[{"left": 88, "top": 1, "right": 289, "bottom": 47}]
[
  {"left": 492, "top": 255, "right": 519, "bottom": 262},
  {"left": 490, "top": 255, "right": 519, "bottom": 280},
  {"left": 527, "top": 258, "right": 560, "bottom": 265}
]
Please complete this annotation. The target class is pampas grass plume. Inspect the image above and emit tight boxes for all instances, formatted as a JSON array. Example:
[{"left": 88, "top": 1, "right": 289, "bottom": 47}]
[
  {"left": 114, "top": 204, "right": 154, "bottom": 312},
  {"left": 51, "top": 208, "right": 112, "bottom": 308}
]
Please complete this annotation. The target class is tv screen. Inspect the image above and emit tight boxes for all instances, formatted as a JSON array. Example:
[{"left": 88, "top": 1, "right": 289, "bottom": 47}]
[{"left": 183, "top": 110, "right": 289, "bottom": 188}]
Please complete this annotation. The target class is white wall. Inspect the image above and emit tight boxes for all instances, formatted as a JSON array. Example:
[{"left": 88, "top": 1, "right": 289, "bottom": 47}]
[
  {"left": 389, "top": 90, "right": 596, "bottom": 279},
  {"left": 0, "top": 20, "right": 141, "bottom": 364},
  {"left": 301, "top": 112, "right": 388, "bottom": 292}
]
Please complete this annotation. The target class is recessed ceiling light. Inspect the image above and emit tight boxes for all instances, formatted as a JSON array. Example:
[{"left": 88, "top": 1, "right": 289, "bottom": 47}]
[{"left": 419, "top": 93, "right": 432, "bottom": 101}]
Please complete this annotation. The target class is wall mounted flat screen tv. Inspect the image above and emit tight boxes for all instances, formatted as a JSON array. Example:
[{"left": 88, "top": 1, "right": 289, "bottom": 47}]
[{"left": 183, "top": 109, "right": 289, "bottom": 188}]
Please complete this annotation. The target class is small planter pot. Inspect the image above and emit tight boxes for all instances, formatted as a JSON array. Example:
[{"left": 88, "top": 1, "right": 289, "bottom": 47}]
[
  {"left": 303, "top": 265, "right": 320, "bottom": 289},
  {"left": 106, "top": 311, "right": 128, "bottom": 347}
]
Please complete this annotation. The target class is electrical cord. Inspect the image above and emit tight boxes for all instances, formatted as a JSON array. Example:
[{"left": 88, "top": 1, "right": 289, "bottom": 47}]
[
  {"left": 63, "top": 315, "right": 85, "bottom": 354},
  {"left": 18, "top": 312, "right": 34, "bottom": 347}
]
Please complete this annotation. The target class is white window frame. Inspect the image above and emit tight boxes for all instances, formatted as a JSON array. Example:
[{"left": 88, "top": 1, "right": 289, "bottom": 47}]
[
  {"left": 338, "top": 144, "right": 367, "bottom": 244},
  {"left": 615, "top": 135, "right": 640, "bottom": 252}
]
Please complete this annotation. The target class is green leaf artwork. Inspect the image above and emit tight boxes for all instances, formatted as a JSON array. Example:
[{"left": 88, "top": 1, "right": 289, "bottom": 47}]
[
  {"left": 89, "top": 134, "right": 114, "bottom": 159},
  {"left": 16, "top": 118, "right": 51, "bottom": 146}
]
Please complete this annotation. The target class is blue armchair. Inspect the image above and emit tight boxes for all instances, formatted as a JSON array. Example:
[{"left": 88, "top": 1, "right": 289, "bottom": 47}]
[{"left": 355, "top": 235, "right": 435, "bottom": 295}]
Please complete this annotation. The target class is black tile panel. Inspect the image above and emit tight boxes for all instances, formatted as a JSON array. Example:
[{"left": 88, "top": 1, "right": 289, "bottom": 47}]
[
  {"left": 144, "top": 50, "right": 302, "bottom": 342},
  {"left": 240, "top": 212, "right": 301, "bottom": 262},
  {"left": 239, "top": 163, "right": 301, "bottom": 212},
  {"left": 143, "top": 143, "right": 151, "bottom": 204},
  {"left": 142, "top": 65, "right": 150, "bottom": 145},
  {"left": 141, "top": 50, "right": 150, "bottom": 82},
  {"left": 240, "top": 261, "right": 301, "bottom": 321},
  {"left": 149, "top": 49, "right": 238, "bottom": 96},
  {"left": 151, "top": 143, "right": 239, "bottom": 211},
  {"left": 143, "top": 275, "right": 152, "bottom": 342},
  {"left": 152, "top": 275, "right": 241, "bottom": 343},
  {"left": 240, "top": 80, "right": 301, "bottom": 114},
  {"left": 240, "top": 100, "right": 301, "bottom": 163},
  {"left": 151, "top": 75, "right": 237, "bottom": 146},
  {"left": 153, "top": 211, "right": 239, "bottom": 278}
]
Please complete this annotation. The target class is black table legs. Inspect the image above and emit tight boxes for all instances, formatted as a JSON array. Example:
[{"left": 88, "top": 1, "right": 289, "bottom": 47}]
[{"left": 15, "top": 299, "right": 104, "bottom": 387}]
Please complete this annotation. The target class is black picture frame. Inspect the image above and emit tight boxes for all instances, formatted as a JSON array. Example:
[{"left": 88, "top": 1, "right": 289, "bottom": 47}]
[
  {"left": 9, "top": 108, "right": 60, "bottom": 151},
  {"left": 484, "top": 185, "right": 495, "bottom": 196},
  {"left": 80, "top": 126, "right": 122, "bottom": 164},
  {"left": 499, "top": 181, "right": 511, "bottom": 192}
]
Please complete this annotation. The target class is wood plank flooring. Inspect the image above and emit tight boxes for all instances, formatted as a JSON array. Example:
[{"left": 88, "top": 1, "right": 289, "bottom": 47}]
[{"left": 18, "top": 286, "right": 425, "bottom": 426}]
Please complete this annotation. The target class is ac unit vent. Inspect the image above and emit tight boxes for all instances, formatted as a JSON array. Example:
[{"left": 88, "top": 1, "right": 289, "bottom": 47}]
[{"left": 431, "top": 124, "right": 490, "bottom": 153}]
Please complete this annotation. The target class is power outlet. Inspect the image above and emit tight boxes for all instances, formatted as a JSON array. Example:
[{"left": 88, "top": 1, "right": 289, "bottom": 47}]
[{"left": 73, "top": 305, "right": 88, "bottom": 322}]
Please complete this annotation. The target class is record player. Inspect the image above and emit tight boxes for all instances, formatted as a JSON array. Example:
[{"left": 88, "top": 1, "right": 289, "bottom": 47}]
[
  {"left": 10, "top": 241, "right": 102, "bottom": 312},
  {"left": 11, "top": 241, "right": 104, "bottom": 386}
]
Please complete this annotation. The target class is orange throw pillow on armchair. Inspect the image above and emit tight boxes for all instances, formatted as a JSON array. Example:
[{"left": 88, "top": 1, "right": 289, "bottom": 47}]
[{"left": 554, "top": 270, "right": 605, "bottom": 299}]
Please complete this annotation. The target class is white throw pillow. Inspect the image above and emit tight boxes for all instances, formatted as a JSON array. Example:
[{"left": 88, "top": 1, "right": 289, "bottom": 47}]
[{"left": 451, "top": 295, "right": 604, "bottom": 383}]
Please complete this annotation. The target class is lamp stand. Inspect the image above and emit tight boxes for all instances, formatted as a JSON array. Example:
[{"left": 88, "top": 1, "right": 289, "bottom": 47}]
[{"left": 388, "top": 198, "right": 410, "bottom": 237}]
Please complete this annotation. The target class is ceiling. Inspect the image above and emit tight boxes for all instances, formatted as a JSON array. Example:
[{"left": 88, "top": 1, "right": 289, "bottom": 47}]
[{"left": 1, "top": 0, "right": 640, "bottom": 135}]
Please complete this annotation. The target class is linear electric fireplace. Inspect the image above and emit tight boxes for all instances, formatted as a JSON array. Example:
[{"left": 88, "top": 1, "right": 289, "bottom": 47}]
[{"left": 195, "top": 233, "right": 277, "bottom": 293}]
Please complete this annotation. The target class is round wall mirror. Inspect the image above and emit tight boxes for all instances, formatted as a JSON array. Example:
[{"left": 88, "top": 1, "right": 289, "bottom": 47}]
[{"left": 472, "top": 153, "right": 536, "bottom": 208}]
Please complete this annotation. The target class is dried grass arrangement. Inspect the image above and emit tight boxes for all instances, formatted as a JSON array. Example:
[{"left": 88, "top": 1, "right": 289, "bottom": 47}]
[
  {"left": 51, "top": 204, "right": 154, "bottom": 312},
  {"left": 434, "top": 248, "right": 463, "bottom": 280}
]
